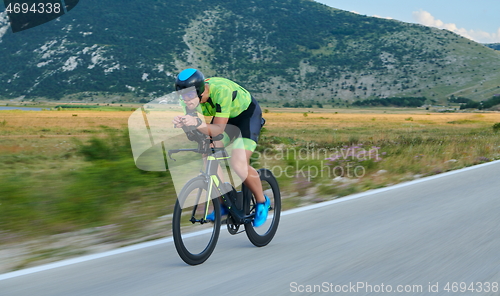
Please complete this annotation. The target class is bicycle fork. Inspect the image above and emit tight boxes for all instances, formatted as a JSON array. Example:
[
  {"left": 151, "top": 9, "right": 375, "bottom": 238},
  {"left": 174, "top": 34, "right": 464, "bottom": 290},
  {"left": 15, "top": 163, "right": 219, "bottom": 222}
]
[{"left": 188, "top": 183, "right": 213, "bottom": 225}]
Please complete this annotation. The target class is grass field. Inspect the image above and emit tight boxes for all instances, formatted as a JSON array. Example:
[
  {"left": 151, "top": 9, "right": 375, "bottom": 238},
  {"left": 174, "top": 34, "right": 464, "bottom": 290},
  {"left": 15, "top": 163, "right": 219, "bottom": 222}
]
[{"left": 1, "top": 107, "right": 500, "bottom": 271}]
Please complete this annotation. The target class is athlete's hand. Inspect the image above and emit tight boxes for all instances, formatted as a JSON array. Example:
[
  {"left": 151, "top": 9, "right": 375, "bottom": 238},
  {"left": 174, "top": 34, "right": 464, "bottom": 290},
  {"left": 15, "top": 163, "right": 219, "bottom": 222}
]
[
  {"left": 181, "top": 115, "right": 199, "bottom": 127},
  {"left": 173, "top": 115, "right": 184, "bottom": 128}
]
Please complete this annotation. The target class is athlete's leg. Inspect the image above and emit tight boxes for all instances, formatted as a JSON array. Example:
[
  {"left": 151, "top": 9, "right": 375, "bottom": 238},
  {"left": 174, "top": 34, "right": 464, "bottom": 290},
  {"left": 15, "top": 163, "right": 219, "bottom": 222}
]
[
  {"left": 225, "top": 96, "right": 266, "bottom": 203},
  {"left": 231, "top": 145, "right": 269, "bottom": 227},
  {"left": 231, "top": 148, "right": 265, "bottom": 203}
]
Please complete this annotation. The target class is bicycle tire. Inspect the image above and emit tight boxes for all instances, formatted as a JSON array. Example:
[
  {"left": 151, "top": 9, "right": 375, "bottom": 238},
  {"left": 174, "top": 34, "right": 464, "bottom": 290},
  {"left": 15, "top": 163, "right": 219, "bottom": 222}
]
[
  {"left": 244, "top": 168, "right": 281, "bottom": 247},
  {"left": 172, "top": 177, "right": 221, "bottom": 265}
]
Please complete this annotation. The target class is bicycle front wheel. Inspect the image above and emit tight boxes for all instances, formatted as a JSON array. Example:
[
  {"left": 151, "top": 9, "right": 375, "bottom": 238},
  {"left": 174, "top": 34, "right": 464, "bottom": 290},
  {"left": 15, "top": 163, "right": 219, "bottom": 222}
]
[
  {"left": 172, "top": 177, "right": 221, "bottom": 265},
  {"left": 244, "top": 168, "right": 281, "bottom": 247}
]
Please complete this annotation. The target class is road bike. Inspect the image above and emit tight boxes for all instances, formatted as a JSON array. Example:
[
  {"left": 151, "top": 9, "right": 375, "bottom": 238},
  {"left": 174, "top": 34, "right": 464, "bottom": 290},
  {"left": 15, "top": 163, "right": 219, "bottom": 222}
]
[{"left": 169, "top": 126, "right": 281, "bottom": 265}]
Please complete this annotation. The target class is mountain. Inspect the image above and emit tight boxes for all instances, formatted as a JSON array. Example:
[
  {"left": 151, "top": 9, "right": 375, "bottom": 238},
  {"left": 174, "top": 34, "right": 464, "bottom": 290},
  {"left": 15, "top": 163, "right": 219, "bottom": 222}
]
[{"left": 1, "top": 0, "right": 500, "bottom": 104}]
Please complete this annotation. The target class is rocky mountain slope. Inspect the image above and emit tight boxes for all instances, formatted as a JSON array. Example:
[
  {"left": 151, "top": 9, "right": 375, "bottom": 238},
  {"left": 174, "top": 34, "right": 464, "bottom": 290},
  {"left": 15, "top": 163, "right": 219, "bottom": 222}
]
[{"left": 1, "top": 0, "right": 499, "bottom": 104}]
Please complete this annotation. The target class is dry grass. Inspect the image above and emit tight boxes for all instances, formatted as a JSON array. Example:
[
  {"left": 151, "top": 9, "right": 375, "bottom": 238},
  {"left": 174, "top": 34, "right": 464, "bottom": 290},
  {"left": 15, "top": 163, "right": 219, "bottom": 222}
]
[
  {"left": 2, "top": 108, "right": 497, "bottom": 133},
  {"left": 260, "top": 111, "right": 500, "bottom": 143},
  {"left": 265, "top": 111, "right": 500, "bottom": 129},
  {"left": 2, "top": 108, "right": 499, "bottom": 170},
  {"left": 0, "top": 110, "right": 133, "bottom": 135}
]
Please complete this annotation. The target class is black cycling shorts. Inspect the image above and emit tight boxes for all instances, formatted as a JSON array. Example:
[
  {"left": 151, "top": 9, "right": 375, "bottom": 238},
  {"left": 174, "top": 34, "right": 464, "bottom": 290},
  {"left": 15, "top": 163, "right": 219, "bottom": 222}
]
[{"left": 211, "top": 96, "right": 263, "bottom": 151}]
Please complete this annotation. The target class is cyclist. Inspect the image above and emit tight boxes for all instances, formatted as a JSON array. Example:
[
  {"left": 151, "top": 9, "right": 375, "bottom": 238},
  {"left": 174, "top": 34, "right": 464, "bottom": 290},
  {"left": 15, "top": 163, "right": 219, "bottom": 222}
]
[{"left": 172, "top": 68, "right": 269, "bottom": 227}]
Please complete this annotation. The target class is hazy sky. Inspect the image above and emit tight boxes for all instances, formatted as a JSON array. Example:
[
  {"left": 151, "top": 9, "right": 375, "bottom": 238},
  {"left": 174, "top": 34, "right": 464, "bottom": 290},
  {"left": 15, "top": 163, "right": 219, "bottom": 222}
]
[{"left": 315, "top": 0, "right": 500, "bottom": 43}]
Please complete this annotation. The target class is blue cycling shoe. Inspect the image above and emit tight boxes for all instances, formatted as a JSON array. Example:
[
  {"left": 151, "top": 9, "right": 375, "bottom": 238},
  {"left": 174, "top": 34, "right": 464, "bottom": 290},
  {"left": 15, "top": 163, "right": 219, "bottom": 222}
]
[
  {"left": 206, "top": 203, "right": 229, "bottom": 221},
  {"left": 253, "top": 195, "right": 270, "bottom": 227}
]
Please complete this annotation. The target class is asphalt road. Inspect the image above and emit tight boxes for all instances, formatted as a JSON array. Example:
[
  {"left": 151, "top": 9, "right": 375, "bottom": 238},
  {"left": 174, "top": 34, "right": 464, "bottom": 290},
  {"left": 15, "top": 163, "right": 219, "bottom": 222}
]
[{"left": 1, "top": 161, "right": 500, "bottom": 295}]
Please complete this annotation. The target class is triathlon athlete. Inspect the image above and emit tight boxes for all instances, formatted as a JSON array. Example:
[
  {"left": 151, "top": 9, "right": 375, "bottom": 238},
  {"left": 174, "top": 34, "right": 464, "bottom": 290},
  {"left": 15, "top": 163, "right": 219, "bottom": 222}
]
[{"left": 172, "top": 68, "right": 269, "bottom": 227}]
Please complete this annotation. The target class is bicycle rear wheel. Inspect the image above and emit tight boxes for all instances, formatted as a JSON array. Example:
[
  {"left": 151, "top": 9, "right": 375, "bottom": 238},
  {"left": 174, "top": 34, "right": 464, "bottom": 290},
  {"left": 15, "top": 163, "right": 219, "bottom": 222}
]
[
  {"left": 244, "top": 168, "right": 281, "bottom": 247},
  {"left": 172, "top": 177, "right": 221, "bottom": 265}
]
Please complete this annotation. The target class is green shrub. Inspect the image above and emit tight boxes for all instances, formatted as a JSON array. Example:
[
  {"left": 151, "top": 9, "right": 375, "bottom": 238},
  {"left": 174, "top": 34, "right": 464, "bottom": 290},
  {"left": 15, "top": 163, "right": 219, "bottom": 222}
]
[
  {"left": 76, "top": 128, "right": 132, "bottom": 161},
  {"left": 0, "top": 176, "right": 39, "bottom": 233},
  {"left": 57, "top": 158, "right": 153, "bottom": 225},
  {"left": 493, "top": 123, "right": 500, "bottom": 133}
]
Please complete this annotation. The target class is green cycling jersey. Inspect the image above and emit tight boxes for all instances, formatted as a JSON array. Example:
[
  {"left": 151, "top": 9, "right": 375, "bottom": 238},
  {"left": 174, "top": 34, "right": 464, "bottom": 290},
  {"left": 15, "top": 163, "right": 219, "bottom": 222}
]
[{"left": 201, "top": 77, "right": 252, "bottom": 118}]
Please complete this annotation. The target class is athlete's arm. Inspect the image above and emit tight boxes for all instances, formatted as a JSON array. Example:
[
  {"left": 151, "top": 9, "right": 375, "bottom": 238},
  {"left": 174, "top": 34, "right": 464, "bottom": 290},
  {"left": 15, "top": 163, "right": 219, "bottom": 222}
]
[
  {"left": 175, "top": 114, "right": 227, "bottom": 137},
  {"left": 198, "top": 116, "right": 228, "bottom": 137}
]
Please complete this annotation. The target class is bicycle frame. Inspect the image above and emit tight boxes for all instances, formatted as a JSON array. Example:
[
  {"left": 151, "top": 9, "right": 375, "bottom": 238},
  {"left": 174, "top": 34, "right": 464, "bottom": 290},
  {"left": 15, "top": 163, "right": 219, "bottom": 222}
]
[
  {"left": 206, "top": 153, "right": 255, "bottom": 225},
  {"left": 169, "top": 146, "right": 254, "bottom": 225}
]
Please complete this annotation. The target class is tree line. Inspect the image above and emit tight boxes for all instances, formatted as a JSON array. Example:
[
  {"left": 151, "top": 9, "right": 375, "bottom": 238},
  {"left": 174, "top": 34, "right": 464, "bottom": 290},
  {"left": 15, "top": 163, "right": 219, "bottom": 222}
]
[{"left": 352, "top": 97, "right": 427, "bottom": 107}]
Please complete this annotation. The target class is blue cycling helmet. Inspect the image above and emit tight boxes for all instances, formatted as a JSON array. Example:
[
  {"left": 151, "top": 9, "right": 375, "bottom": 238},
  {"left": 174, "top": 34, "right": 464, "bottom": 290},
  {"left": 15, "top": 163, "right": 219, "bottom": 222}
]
[{"left": 175, "top": 68, "right": 205, "bottom": 96}]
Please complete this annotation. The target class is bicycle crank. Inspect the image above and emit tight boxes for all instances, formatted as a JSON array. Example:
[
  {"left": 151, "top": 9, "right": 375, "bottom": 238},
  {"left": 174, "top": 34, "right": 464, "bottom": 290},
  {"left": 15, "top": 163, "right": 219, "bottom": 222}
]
[{"left": 227, "top": 214, "right": 244, "bottom": 235}]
